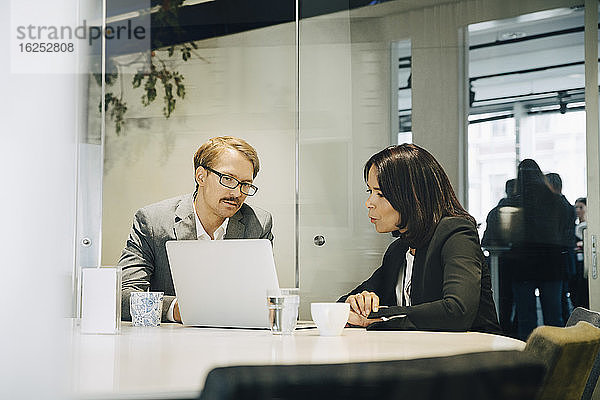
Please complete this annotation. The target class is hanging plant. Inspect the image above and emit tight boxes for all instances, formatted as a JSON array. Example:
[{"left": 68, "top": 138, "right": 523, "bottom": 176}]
[
  {"left": 101, "top": 0, "right": 197, "bottom": 134},
  {"left": 132, "top": 50, "right": 187, "bottom": 119},
  {"left": 95, "top": 69, "right": 128, "bottom": 134},
  {"left": 104, "top": 92, "right": 128, "bottom": 133}
]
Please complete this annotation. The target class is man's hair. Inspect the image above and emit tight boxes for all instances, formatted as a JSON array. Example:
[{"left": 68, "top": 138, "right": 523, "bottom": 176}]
[
  {"left": 193, "top": 136, "right": 260, "bottom": 183},
  {"left": 364, "top": 143, "right": 475, "bottom": 248},
  {"left": 505, "top": 179, "right": 516, "bottom": 196},
  {"left": 545, "top": 172, "right": 562, "bottom": 194}
]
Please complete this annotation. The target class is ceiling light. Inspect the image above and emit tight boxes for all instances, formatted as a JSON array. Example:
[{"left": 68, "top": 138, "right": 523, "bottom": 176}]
[
  {"left": 499, "top": 32, "right": 526, "bottom": 41},
  {"left": 469, "top": 7, "right": 576, "bottom": 32},
  {"left": 529, "top": 104, "right": 560, "bottom": 113},
  {"left": 105, "top": 0, "right": 215, "bottom": 24}
]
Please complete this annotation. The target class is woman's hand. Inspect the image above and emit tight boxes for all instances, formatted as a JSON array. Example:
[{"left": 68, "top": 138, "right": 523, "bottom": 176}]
[{"left": 345, "top": 291, "right": 380, "bottom": 317}]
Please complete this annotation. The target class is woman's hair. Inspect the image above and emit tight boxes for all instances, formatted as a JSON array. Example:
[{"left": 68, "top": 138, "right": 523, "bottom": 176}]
[
  {"left": 364, "top": 143, "right": 475, "bottom": 247},
  {"left": 515, "top": 159, "right": 557, "bottom": 212},
  {"left": 514, "top": 159, "right": 567, "bottom": 245},
  {"left": 516, "top": 159, "right": 549, "bottom": 196},
  {"left": 576, "top": 197, "right": 587, "bottom": 205}
]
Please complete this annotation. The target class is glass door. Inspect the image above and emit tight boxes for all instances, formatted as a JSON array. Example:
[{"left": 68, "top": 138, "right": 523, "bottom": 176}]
[
  {"left": 465, "top": 4, "right": 600, "bottom": 338},
  {"left": 297, "top": 3, "right": 407, "bottom": 318},
  {"left": 584, "top": 0, "right": 599, "bottom": 310}
]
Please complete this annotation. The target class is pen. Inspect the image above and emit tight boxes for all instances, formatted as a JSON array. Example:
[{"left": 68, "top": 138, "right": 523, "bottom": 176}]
[{"left": 381, "top": 314, "right": 407, "bottom": 321}]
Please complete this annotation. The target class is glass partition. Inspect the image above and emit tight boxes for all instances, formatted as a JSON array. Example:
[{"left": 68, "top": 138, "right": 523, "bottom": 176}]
[
  {"left": 393, "top": 40, "right": 412, "bottom": 144},
  {"left": 74, "top": 0, "right": 106, "bottom": 317},
  {"left": 76, "top": 0, "right": 152, "bottom": 316},
  {"left": 467, "top": 7, "right": 593, "bottom": 339},
  {"left": 98, "top": 1, "right": 298, "bottom": 288},
  {"left": 77, "top": 0, "right": 598, "bottom": 324},
  {"left": 297, "top": 5, "right": 409, "bottom": 317},
  {"left": 468, "top": 8, "right": 587, "bottom": 233}
]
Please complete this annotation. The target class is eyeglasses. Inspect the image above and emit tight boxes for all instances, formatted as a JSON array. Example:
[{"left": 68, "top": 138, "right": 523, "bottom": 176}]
[{"left": 202, "top": 166, "right": 258, "bottom": 196}]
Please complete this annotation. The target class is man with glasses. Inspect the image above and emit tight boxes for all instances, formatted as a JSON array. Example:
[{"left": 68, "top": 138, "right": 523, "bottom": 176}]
[{"left": 118, "top": 136, "right": 273, "bottom": 322}]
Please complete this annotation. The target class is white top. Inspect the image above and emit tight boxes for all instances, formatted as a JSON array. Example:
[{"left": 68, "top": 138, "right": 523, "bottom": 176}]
[
  {"left": 576, "top": 221, "right": 587, "bottom": 241},
  {"left": 166, "top": 211, "right": 229, "bottom": 321},
  {"left": 396, "top": 250, "right": 414, "bottom": 306},
  {"left": 70, "top": 323, "right": 525, "bottom": 399},
  {"left": 194, "top": 209, "right": 229, "bottom": 240}
]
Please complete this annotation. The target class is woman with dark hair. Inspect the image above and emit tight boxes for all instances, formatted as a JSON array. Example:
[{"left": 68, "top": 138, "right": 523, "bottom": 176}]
[
  {"left": 507, "top": 159, "right": 569, "bottom": 339},
  {"left": 572, "top": 197, "right": 588, "bottom": 308},
  {"left": 575, "top": 197, "right": 587, "bottom": 243},
  {"left": 339, "top": 143, "right": 501, "bottom": 333}
]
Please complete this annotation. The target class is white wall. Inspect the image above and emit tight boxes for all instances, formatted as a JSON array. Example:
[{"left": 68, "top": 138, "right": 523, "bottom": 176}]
[{"left": 1, "top": 2, "right": 78, "bottom": 397}]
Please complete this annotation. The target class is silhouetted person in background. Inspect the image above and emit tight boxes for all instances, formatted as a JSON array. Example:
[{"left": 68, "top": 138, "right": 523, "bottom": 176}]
[
  {"left": 505, "top": 179, "right": 516, "bottom": 199},
  {"left": 545, "top": 172, "right": 576, "bottom": 323},
  {"left": 507, "top": 160, "right": 569, "bottom": 340},
  {"left": 571, "top": 197, "right": 588, "bottom": 309}
]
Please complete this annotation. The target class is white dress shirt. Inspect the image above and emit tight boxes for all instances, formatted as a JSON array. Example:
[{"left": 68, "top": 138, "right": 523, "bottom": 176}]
[
  {"left": 395, "top": 249, "right": 414, "bottom": 307},
  {"left": 166, "top": 211, "right": 229, "bottom": 321}
]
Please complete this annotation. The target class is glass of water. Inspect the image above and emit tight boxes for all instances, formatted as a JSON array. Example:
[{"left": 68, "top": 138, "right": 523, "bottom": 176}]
[{"left": 267, "top": 288, "right": 300, "bottom": 335}]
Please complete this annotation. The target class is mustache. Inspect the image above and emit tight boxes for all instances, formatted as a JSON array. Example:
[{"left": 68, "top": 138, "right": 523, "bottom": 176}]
[{"left": 221, "top": 197, "right": 241, "bottom": 205}]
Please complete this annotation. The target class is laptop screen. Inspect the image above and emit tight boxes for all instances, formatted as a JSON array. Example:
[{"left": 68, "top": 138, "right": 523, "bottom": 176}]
[{"left": 166, "top": 239, "right": 279, "bottom": 328}]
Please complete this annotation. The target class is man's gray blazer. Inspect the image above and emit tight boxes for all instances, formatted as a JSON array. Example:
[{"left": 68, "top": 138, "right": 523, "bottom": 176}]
[{"left": 118, "top": 193, "right": 274, "bottom": 321}]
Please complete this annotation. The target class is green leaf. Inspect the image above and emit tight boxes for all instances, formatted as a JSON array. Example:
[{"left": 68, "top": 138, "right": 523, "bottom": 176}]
[
  {"left": 176, "top": 84, "right": 185, "bottom": 99},
  {"left": 132, "top": 71, "right": 144, "bottom": 88}
]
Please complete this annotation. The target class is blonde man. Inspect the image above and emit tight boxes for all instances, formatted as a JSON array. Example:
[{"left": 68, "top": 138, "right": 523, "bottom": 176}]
[{"left": 119, "top": 136, "right": 273, "bottom": 322}]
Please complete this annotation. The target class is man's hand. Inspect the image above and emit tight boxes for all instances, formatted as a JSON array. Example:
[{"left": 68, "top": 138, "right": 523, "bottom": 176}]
[
  {"left": 345, "top": 291, "right": 380, "bottom": 317},
  {"left": 347, "top": 310, "right": 381, "bottom": 327},
  {"left": 173, "top": 300, "right": 182, "bottom": 323}
]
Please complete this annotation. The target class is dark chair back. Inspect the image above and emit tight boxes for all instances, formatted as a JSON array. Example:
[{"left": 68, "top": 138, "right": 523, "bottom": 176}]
[
  {"left": 199, "top": 350, "right": 545, "bottom": 400},
  {"left": 566, "top": 307, "right": 600, "bottom": 400},
  {"left": 567, "top": 307, "right": 600, "bottom": 327}
]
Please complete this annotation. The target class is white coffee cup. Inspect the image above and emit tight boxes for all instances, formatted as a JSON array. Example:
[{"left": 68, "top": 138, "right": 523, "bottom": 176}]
[{"left": 310, "top": 303, "right": 349, "bottom": 336}]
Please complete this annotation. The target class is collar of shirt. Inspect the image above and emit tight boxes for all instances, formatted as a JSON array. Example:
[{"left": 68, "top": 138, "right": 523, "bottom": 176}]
[{"left": 194, "top": 209, "right": 229, "bottom": 240}]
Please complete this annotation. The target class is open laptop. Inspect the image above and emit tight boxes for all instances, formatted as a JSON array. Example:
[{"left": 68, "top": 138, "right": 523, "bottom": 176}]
[{"left": 165, "top": 239, "right": 279, "bottom": 328}]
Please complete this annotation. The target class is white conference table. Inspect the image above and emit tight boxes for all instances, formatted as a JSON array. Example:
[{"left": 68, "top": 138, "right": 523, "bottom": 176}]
[{"left": 71, "top": 322, "right": 525, "bottom": 400}]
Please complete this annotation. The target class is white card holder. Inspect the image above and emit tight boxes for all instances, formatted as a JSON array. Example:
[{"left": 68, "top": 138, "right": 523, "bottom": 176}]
[{"left": 81, "top": 267, "right": 122, "bottom": 334}]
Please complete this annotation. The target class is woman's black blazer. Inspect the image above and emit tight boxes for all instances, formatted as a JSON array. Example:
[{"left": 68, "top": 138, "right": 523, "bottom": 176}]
[{"left": 339, "top": 217, "right": 501, "bottom": 334}]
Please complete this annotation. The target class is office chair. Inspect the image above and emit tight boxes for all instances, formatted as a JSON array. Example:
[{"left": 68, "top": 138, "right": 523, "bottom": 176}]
[
  {"left": 199, "top": 350, "right": 545, "bottom": 400},
  {"left": 524, "top": 321, "right": 600, "bottom": 400},
  {"left": 566, "top": 307, "right": 600, "bottom": 400}
]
